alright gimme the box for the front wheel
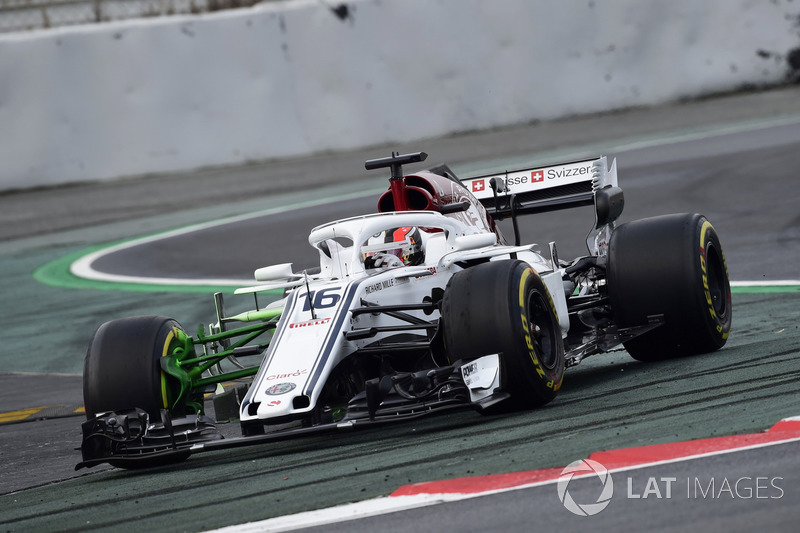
[607,213,732,361]
[442,260,565,408]
[83,316,188,421]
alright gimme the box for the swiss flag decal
[532,170,544,182]
[471,179,486,193]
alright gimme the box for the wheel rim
[527,291,558,370]
[705,242,729,320]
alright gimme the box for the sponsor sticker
[544,162,592,180]
[289,318,331,329]
[459,354,499,389]
[265,369,308,381]
[465,159,595,199]
[265,383,296,396]
[461,362,479,385]
[364,279,395,294]
[414,266,437,279]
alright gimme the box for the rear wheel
[607,213,732,361]
[442,260,565,408]
[83,316,187,421]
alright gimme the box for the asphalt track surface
[1,87,800,532]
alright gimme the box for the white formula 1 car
[78,151,731,469]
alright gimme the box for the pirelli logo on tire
[699,221,717,323]
[519,268,546,379]
[698,220,731,340]
[519,267,563,392]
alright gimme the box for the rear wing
[460,156,623,256]
[460,157,618,217]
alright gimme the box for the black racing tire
[607,213,732,361]
[83,316,186,421]
[442,260,565,408]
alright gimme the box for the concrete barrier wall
[1,0,798,191]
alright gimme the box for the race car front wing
[76,355,506,469]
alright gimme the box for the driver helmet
[387,226,424,266]
[362,226,424,268]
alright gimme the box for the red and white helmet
[362,226,424,268]
[386,226,423,266]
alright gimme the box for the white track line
[730,280,800,287]
[70,188,380,286]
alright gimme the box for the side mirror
[254,263,296,282]
[453,233,497,251]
